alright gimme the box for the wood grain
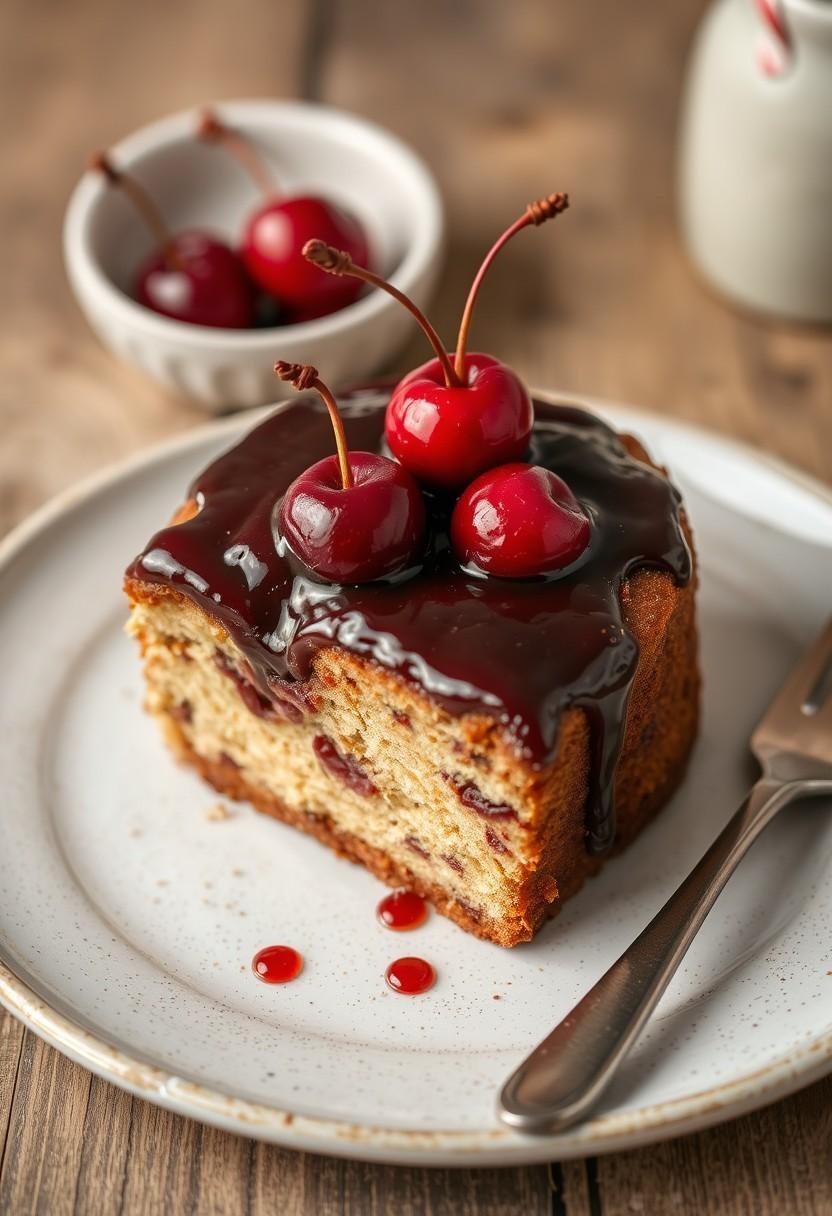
[1,0,831,1212]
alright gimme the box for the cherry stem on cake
[302,239,462,388]
[197,110,277,197]
[90,152,181,269]
[453,192,569,382]
[274,361,354,489]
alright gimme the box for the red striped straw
[754,0,791,76]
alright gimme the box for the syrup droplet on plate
[252,944,303,983]
[385,956,436,995]
[377,889,428,931]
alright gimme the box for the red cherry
[136,232,254,328]
[451,462,591,578]
[243,197,368,318]
[92,153,254,329]
[275,362,425,583]
[303,196,568,489]
[199,113,370,319]
[385,353,533,489]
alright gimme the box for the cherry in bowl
[274,362,426,583]
[199,112,370,321]
[91,153,254,329]
[451,462,591,579]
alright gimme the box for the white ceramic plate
[1,397,831,1167]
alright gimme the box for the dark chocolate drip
[127,390,691,854]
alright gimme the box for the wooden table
[1,0,830,1211]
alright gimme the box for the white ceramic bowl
[64,100,444,412]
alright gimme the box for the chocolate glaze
[127,389,691,853]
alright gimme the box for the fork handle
[498,775,830,1133]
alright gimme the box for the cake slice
[125,389,698,947]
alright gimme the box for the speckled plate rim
[1,393,830,1168]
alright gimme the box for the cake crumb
[232,867,245,877]
[206,802,232,822]
[492,994,501,1000]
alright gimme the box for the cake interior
[127,558,697,948]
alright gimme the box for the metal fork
[499,618,832,1134]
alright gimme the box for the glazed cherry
[274,362,426,583]
[451,462,591,578]
[91,154,254,329]
[303,194,568,489]
[199,113,369,320]
[385,353,532,488]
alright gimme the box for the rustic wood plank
[590,1074,832,1215]
[557,1160,594,1215]
[71,1075,133,1216]
[0,1030,91,1216]
[325,0,832,483]
[271,1154,552,1216]
[0,1010,25,1176]
[117,1097,250,1216]
[0,0,312,539]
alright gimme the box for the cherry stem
[274,362,353,490]
[453,192,569,383]
[90,152,180,269]
[302,240,462,389]
[197,110,277,198]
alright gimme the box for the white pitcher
[679,0,832,322]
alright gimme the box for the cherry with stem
[91,152,254,329]
[304,194,569,488]
[198,111,371,319]
[274,362,426,583]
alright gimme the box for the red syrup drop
[252,944,303,984]
[377,889,428,931]
[385,956,436,995]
